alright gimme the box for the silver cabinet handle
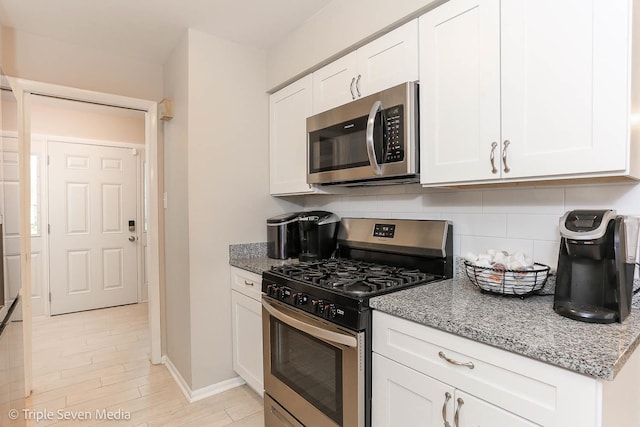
[454,397,464,427]
[442,392,452,427]
[490,141,498,174]
[244,280,254,287]
[270,405,295,427]
[438,351,474,369]
[502,140,511,173]
[365,100,384,176]
[350,77,357,99]
[355,74,362,97]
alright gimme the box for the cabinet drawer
[230,267,262,301]
[373,311,596,426]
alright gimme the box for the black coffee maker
[553,209,634,323]
[298,211,340,261]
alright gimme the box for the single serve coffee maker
[554,209,636,323]
[298,211,340,261]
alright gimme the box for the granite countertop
[370,276,640,381]
[228,242,297,275]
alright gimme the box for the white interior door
[0,136,22,304]
[48,141,138,315]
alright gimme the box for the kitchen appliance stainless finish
[307,82,419,186]
[262,218,453,427]
[267,212,301,259]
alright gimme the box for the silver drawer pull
[438,351,474,369]
[244,280,254,286]
[442,392,451,427]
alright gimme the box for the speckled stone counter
[229,243,298,275]
[370,276,640,381]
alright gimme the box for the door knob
[129,235,136,242]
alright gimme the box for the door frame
[43,137,145,316]
[9,77,163,395]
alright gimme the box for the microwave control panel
[384,105,404,163]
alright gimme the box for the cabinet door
[419,0,501,185]
[372,354,454,427]
[455,390,539,427]
[269,75,314,195]
[231,291,263,395]
[312,52,357,114]
[501,0,629,179]
[356,20,419,97]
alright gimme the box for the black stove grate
[270,259,437,297]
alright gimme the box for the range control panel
[373,223,396,239]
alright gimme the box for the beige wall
[161,28,301,391]
[162,32,193,386]
[1,26,163,101]
[266,0,445,90]
[30,95,145,144]
[186,28,300,390]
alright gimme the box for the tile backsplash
[300,181,640,270]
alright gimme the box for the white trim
[11,77,163,370]
[162,356,246,403]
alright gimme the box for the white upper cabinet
[312,20,419,114]
[420,0,636,185]
[269,75,315,195]
[419,0,501,184]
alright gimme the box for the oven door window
[270,317,343,425]
[308,113,384,174]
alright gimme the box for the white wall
[185,29,300,390]
[161,28,301,391]
[1,26,163,101]
[302,182,640,270]
[162,33,193,385]
[266,0,444,90]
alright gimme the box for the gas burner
[271,259,439,297]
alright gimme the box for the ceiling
[0,0,331,64]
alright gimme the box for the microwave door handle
[262,299,357,348]
[366,100,383,176]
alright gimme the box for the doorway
[11,78,163,396]
[29,95,146,316]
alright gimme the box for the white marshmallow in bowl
[464,252,478,263]
[493,252,508,265]
[478,253,493,263]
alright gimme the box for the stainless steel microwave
[307,81,419,185]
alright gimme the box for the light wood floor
[23,303,265,426]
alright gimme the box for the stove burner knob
[315,300,326,314]
[293,293,308,306]
[267,284,279,297]
[276,286,288,300]
[328,304,337,319]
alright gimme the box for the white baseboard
[162,355,246,403]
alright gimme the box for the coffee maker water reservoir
[554,210,635,323]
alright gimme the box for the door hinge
[47,155,50,165]
[48,292,51,302]
[48,224,50,234]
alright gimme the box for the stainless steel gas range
[261,218,453,427]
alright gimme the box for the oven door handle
[262,300,358,348]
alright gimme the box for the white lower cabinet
[230,267,263,395]
[373,354,535,427]
[372,311,640,427]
